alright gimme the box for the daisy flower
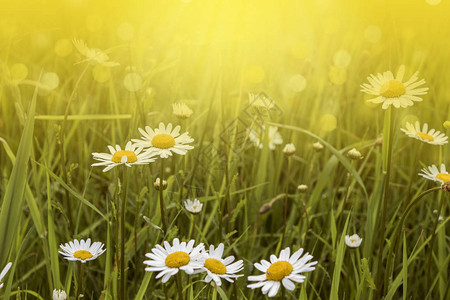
[92,141,156,172]
[53,289,67,300]
[144,238,204,283]
[419,164,450,186]
[345,234,363,248]
[0,262,12,288]
[248,247,317,297]
[199,243,243,286]
[184,198,203,214]
[360,65,428,109]
[72,38,120,67]
[401,121,448,145]
[248,125,283,150]
[172,103,193,119]
[133,123,194,159]
[59,238,106,263]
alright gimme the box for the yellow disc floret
[266,261,293,281]
[417,132,434,142]
[111,150,138,163]
[73,250,93,261]
[204,258,227,275]
[436,173,450,183]
[152,134,176,149]
[380,80,406,98]
[165,251,190,268]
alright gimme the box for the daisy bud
[172,102,193,119]
[154,178,168,191]
[283,143,296,156]
[258,202,273,214]
[375,136,383,147]
[347,148,363,160]
[442,181,450,192]
[53,289,67,300]
[345,234,362,248]
[444,121,450,130]
[312,141,324,152]
[297,184,308,192]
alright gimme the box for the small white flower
[199,243,243,286]
[283,143,296,156]
[347,148,363,160]
[133,123,194,159]
[248,247,317,298]
[345,234,362,248]
[172,103,193,119]
[248,125,283,150]
[401,121,448,145]
[184,199,203,214]
[53,289,67,300]
[0,262,12,288]
[144,238,205,283]
[73,38,119,67]
[59,238,106,263]
[419,164,450,186]
[92,141,156,172]
[312,142,324,152]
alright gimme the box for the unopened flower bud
[283,143,296,156]
[375,136,383,147]
[297,184,308,192]
[443,181,450,192]
[154,178,168,191]
[258,202,273,214]
[312,142,324,152]
[444,121,450,130]
[347,148,363,160]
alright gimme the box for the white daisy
[248,247,317,298]
[172,103,193,119]
[0,262,12,288]
[184,199,203,214]
[72,38,120,67]
[345,234,363,248]
[92,141,156,172]
[53,289,67,300]
[199,243,243,286]
[132,123,194,159]
[59,238,106,263]
[361,65,428,109]
[419,164,450,186]
[248,125,283,150]
[144,238,205,283]
[401,121,448,145]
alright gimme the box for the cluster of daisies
[144,238,317,297]
[361,65,450,187]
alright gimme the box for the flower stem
[120,168,129,300]
[281,158,290,248]
[159,159,168,233]
[76,261,83,300]
[175,272,184,300]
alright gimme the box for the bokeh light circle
[55,39,73,57]
[288,74,307,92]
[41,72,60,90]
[124,73,143,92]
[333,50,351,68]
[10,63,28,82]
[320,114,337,132]
[364,25,382,43]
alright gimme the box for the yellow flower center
[266,261,293,281]
[111,150,138,163]
[380,80,406,98]
[152,134,175,149]
[417,132,434,142]
[73,250,93,260]
[165,251,190,268]
[204,258,227,275]
[436,173,450,183]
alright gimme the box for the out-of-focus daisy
[297,184,308,193]
[59,238,106,263]
[144,238,204,283]
[0,262,12,288]
[283,143,296,156]
[92,141,156,172]
[347,148,363,160]
[249,93,275,110]
[401,121,448,145]
[199,243,243,286]
[248,247,317,298]
[184,199,203,214]
[172,103,193,119]
[72,38,119,67]
[312,141,324,152]
[154,177,168,191]
[248,125,283,150]
[419,164,450,186]
[53,289,67,300]
[361,65,428,109]
[345,234,362,248]
[133,123,194,159]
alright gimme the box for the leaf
[361,258,376,290]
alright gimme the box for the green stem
[281,286,286,300]
[159,159,168,233]
[426,193,445,290]
[76,261,84,300]
[281,158,290,248]
[175,272,184,300]
[120,168,129,300]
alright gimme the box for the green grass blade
[330,212,351,300]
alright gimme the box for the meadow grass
[0,0,449,299]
